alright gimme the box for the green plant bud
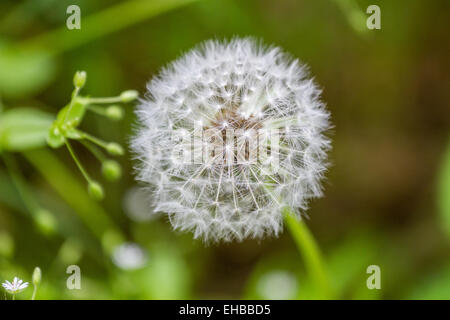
[106,142,124,156]
[106,105,124,120]
[88,181,104,200]
[73,71,87,89]
[32,267,42,285]
[120,90,138,102]
[102,160,122,181]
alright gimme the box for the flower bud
[88,181,104,200]
[102,160,122,181]
[32,267,42,286]
[106,105,124,121]
[120,90,138,102]
[106,143,124,156]
[73,71,87,89]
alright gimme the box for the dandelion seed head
[132,38,331,242]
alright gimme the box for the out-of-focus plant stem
[1,153,38,215]
[332,0,368,36]
[19,0,200,56]
[31,284,37,300]
[283,207,333,299]
[263,183,333,298]
[22,148,124,253]
[438,139,450,239]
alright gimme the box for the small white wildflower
[112,243,148,270]
[2,277,29,294]
[132,38,331,242]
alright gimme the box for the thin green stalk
[332,0,368,35]
[31,285,37,300]
[81,140,106,162]
[438,140,450,238]
[86,105,108,116]
[85,97,123,105]
[283,207,333,299]
[79,131,109,150]
[18,0,199,55]
[65,141,92,184]
[2,154,38,214]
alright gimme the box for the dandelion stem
[282,206,333,299]
[263,183,332,298]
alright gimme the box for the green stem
[81,140,106,162]
[18,0,199,55]
[31,284,37,300]
[263,183,332,298]
[63,87,80,122]
[283,207,333,299]
[332,0,368,35]
[79,131,110,150]
[65,141,92,184]
[1,154,39,214]
[85,97,123,105]
[86,105,108,116]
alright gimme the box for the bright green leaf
[0,107,54,152]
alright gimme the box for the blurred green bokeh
[0,0,449,300]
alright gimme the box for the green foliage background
[0,0,449,299]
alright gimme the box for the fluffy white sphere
[132,38,331,242]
